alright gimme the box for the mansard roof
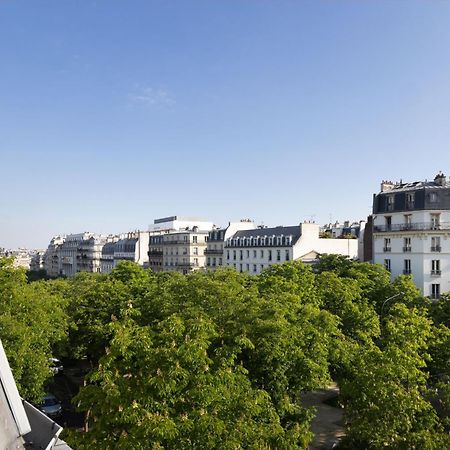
[229,226,301,245]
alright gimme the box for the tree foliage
[1,255,449,448]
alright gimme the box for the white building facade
[205,220,256,270]
[148,216,214,273]
[44,236,66,277]
[115,231,149,268]
[224,222,358,275]
[372,173,450,298]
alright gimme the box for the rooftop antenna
[309,214,316,223]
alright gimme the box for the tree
[0,258,68,401]
[70,312,310,449]
[340,304,449,449]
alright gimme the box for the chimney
[380,180,394,192]
[434,172,446,186]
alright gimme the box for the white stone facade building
[224,222,358,275]
[162,227,211,274]
[29,251,45,272]
[372,173,450,298]
[76,234,109,274]
[205,220,256,270]
[58,233,107,276]
[44,236,66,277]
[148,216,214,273]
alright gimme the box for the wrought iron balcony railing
[374,222,450,232]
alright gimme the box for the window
[207,257,210,266]
[406,193,415,210]
[246,264,249,272]
[240,250,243,260]
[253,264,257,272]
[233,250,236,260]
[247,250,250,258]
[430,192,438,203]
[384,238,391,252]
[431,237,441,252]
[431,283,440,299]
[431,214,440,230]
[277,250,281,261]
[285,250,290,261]
[240,263,243,272]
[403,259,411,275]
[227,250,230,260]
[260,264,264,271]
[404,214,412,230]
[193,247,198,255]
[384,259,391,272]
[260,250,264,258]
[253,250,257,258]
[192,236,198,243]
[212,257,216,267]
[268,250,272,261]
[385,216,392,230]
[431,260,441,275]
[387,195,394,211]
[403,237,411,252]
[194,258,198,266]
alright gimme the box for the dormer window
[430,192,438,203]
[406,193,415,210]
[387,195,394,211]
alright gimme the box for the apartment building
[148,216,214,273]
[162,227,211,274]
[372,172,450,298]
[114,231,150,268]
[58,232,107,276]
[321,219,367,261]
[44,236,66,277]
[77,234,109,274]
[224,222,358,275]
[100,240,116,274]
[205,220,256,270]
[29,251,45,272]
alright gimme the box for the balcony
[383,247,392,252]
[374,222,450,233]
[403,247,412,252]
[148,250,163,256]
[204,249,223,255]
[431,246,442,252]
[175,262,198,268]
[431,270,441,276]
[403,269,412,275]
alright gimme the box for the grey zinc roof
[230,226,302,244]
[101,242,116,255]
[382,180,450,193]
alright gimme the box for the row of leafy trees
[0,256,448,449]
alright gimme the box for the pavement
[302,383,345,450]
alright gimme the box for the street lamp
[380,291,405,321]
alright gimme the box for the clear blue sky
[1,0,450,249]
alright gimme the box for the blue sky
[1,0,450,248]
